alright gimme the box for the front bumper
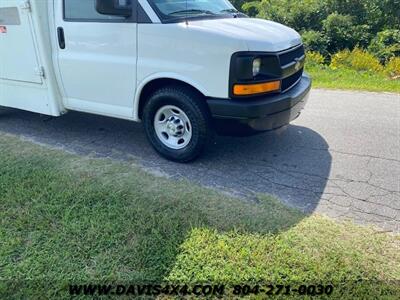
[207,74,311,132]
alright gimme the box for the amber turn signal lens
[233,80,281,96]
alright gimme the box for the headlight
[252,58,262,77]
[231,53,283,97]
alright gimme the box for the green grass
[0,133,399,299]
[168,220,400,298]
[307,65,400,93]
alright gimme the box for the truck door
[54,0,137,119]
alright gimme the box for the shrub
[368,29,400,63]
[306,52,325,67]
[330,48,384,73]
[330,49,351,70]
[351,24,372,49]
[349,49,384,73]
[302,30,329,56]
[231,0,259,16]
[256,0,328,32]
[322,13,357,53]
[242,1,260,16]
[385,57,400,79]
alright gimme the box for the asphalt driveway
[0,89,399,231]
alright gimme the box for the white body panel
[0,5,42,84]
[0,0,64,116]
[185,18,302,52]
[134,22,248,119]
[0,0,301,121]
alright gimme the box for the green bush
[251,0,399,56]
[306,51,326,67]
[330,48,384,73]
[385,57,400,79]
[330,50,351,69]
[241,1,260,16]
[322,13,357,53]
[256,0,328,32]
[351,24,372,49]
[230,0,260,16]
[302,30,329,56]
[368,29,400,63]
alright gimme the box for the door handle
[57,27,65,49]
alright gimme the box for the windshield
[147,0,238,21]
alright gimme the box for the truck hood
[188,17,302,52]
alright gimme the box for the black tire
[143,85,213,163]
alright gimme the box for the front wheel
[143,85,212,163]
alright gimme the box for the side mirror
[96,0,132,17]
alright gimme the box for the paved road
[0,90,399,231]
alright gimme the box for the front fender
[133,72,210,121]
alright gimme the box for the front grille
[281,68,303,92]
[230,44,306,98]
[278,45,305,67]
[278,45,305,92]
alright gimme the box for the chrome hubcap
[154,105,192,150]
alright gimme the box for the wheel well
[138,78,205,119]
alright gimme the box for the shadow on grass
[0,109,335,298]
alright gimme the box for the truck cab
[0,0,311,162]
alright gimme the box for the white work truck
[0,0,311,162]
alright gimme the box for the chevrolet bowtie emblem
[294,58,302,71]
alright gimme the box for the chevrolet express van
[0,0,311,162]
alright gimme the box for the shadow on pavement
[0,108,332,213]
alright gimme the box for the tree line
[231,0,400,63]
